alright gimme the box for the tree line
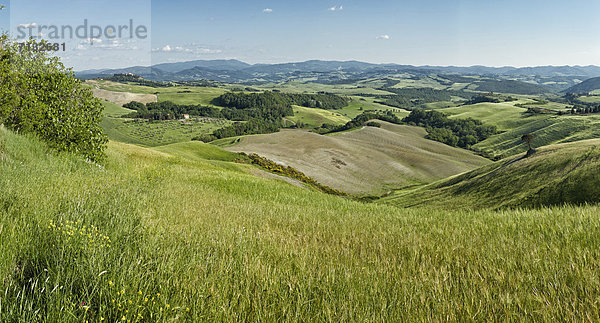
[123,101,293,122]
[193,119,282,142]
[101,74,172,88]
[373,88,474,109]
[212,91,349,110]
[315,111,402,134]
[561,105,600,115]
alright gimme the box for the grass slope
[287,106,350,128]
[474,79,552,95]
[474,115,600,158]
[563,77,600,94]
[101,118,230,147]
[222,122,490,195]
[153,140,243,163]
[381,139,600,209]
[337,98,410,119]
[3,127,600,320]
[100,100,231,147]
[88,80,228,106]
[441,102,542,131]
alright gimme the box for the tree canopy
[403,108,497,149]
[0,37,107,162]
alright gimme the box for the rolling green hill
[99,97,231,147]
[286,105,350,128]
[441,102,540,131]
[381,139,600,209]
[474,79,552,95]
[563,77,600,94]
[473,115,600,158]
[220,122,490,195]
[87,80,228,106]
[3,125,600,321]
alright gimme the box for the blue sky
[1,0,599,70]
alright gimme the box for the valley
[4,50,600,321]
[3,0,600,319]
[89,65,600,196]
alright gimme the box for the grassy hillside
[381,139,600,209]
[3,127,600,320]
[102,118,230,147]
[153,140,244,163]
[87,80,228,106]
[100,99,231,147]
[337,98,411,119]
[221,122,490,195]
[287,106,350,128]
[441,102,543,131]
[577,95,600,104]
[101,100,135,117]
[564,77,600,94]
[474,115,600,158]
[474,79,552,95]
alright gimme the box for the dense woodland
[403,109,497,148]
[123,101,293,122]
[212,91,349,110]
[374,88,473,108]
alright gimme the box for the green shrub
[192,134,218,143]
[0,37,107,162]
[365,121,381,128]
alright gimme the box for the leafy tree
[365,121,381,128]
[426,127,459,147]
[521,133,535,151]
[0,37,107,162]
[123,101,147,111]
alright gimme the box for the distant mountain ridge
[76,59,600,84]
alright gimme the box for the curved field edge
[2,126,600,320]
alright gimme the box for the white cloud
[76,38,144,51]
[329,5,343,11]
[376,34,390,40]
[17,22,37,29]
[196,48,222,54]
[263,8,273,13]
[80,38,102,45]
[152,44,222,54]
